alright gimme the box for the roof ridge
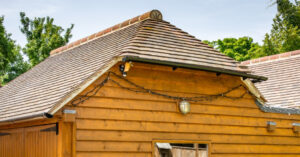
[241,49,300,65]
[50,9,163,56]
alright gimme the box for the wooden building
[1,10,300,157]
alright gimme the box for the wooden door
[0,129,24,157]
[24,124,58,157]
[0,124,58,157]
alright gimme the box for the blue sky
[1,0,277,47]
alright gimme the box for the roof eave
[0,112,52,124]
[122,56,268,81]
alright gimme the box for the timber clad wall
[73,62,300,157]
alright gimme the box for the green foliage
[261,0,300,54]
[1,51,30,84]
[0,16,29,85]
[20,12,74,66]
[0,16,18,76]
[204,0,300,61]
[260,33,278,56]
[202,40,217,48]
[203,37,262,61]
[275,0,300,28]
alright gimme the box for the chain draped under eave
[71,71,249,106]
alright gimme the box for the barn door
[24,124,58,157]
[0,129,24,157]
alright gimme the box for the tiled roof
[0,10,262,122]
[241,50,300,65]
[242,50,300,108]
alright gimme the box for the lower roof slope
[0,10,265,122]
[242,50,300,108]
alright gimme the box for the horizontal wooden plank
[211,154,300,157]
[80,97,176,112]
[79,86,258,109]
[77,141,151,152]
[76,130,300,145]
[77,152,151,157]
[76,119,299,137]
[212,144,300,154]
[87,66,250,97]
[76,107,299,128]
[95,81,251,100]
[79,97,300,120]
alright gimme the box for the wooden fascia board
[241,78,267,103]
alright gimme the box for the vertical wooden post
[57,120,75,157]
[72,122,76,157]
[57,121,62,157]
[194,143,199,157]
[56,109,77,157]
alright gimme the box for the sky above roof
[1,0,277,47]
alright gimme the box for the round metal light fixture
[179,100,190,115]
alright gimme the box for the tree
[0,16,29,85]
[0,16,18,77]
[204,0,300,61]
[202,40,217,48]
[275,0,300,28]
[261,33,279,56]
[203,37,262,61]
[2,51,30,84]
[261,0,300,54]
[20,12,74,66]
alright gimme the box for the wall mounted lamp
[179,100,190,115]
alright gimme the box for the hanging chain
[71,71,248,106]
[71,76,110,106]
